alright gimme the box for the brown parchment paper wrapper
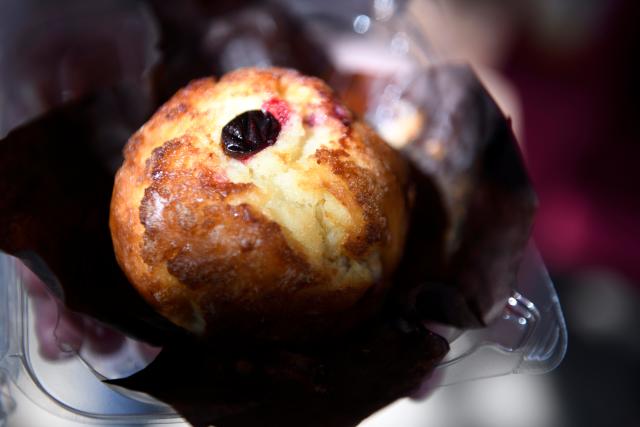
[0,3,534,426]
[398,64,537,327]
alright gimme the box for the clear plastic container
[0,0,159,139]
[0,245,566,426]
[0,0,567,425]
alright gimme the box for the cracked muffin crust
[110,67,410,340]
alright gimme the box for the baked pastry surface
[110,67,409,339]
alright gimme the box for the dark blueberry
[221,110,281,160]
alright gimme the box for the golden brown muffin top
[110,67,409,339]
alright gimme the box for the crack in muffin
[110,67,410,340]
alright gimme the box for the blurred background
[404,1,640,426]
[1,0,639,426]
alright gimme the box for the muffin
[110,67,410,340]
